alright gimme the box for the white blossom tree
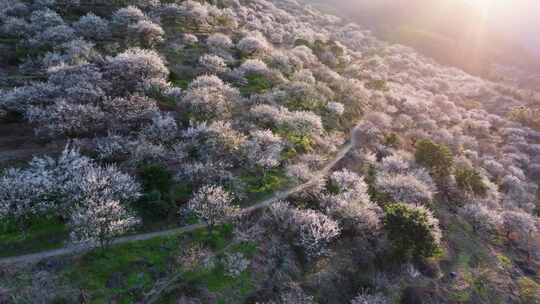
[237,32,270,57]
[26,100,106,137]
[500,211,538,248]
[141,112,178,143]
[375,172,435,206]
[350,291,389,304]
[69,198,139,249]
[292,208,341,258]
[182,120,247,166]
[101,95,159,132]
[0,146,140,233]
[180,75,241,121]
[29,24,75,48]
[323,169,382,234]
[199,54,229,74]
[264,201,340,258]
[459,204,501,236]
[187,185,240,231]
[206,33,233,55]
[249,104,324,138]
[279,283,315,304]
[105,48,169,96]
[111,6,146,35]
[73,13,110,41]
[235,59,269,78]
[243,129,284,170]
[28,8,64,32]
[1,16,30,38]
[326,102,345,116]
[128,20,164,48]
[0,167,55,228]
[224,252,249,277]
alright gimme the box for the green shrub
[285,133,314,154]
[455,167,488,197]
[50,297,71,304]
[295,39,346,68]
[241,169,289,195]
[383,203,441,260]
[415,139,453,180]
[192,223,234,250]
[508,107,540,130]
[294,38,311,47]
[139,164,172,194]
[383,133,401,148]
[136,164,176,218]
[365,79,389,91]
[240,74,272,96]
[518,277,540,303]
[170,183,193,203]
[169,71,192,89]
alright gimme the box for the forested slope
[0,0,539,303]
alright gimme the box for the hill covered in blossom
[0,0,539,303]
[309,0,540,92]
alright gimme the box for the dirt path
[0,143,353,265]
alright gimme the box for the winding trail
[0,143,352,265]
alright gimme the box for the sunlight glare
[471,0,494,20]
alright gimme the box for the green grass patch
[285,134,314,154]
[169,71,193,90]
[186,265,251,293]
[448,289,470,302]
[50,223,252,303]
[0,217,69,257]
[164,41,204,67]
[471,272,492,302]
[230,241,258,258]
[456,253,472,270]
[442,209,509,303]
[285,97,326,112]
[139,225,254,303]
[278,133,315,160]
[239,74,272,96]
[446,217,491,269]
[0,37,19,43]
[184,263,254,302]
[190,224,234,251]
[171,78,191,90]
[240,169,291,202]
[63,235,181,304]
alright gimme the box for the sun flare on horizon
[467,0,497,19]
[466,0,513,21]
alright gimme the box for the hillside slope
[0,0,539,303]
[309,0,540,91]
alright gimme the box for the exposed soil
[0,121,65,168]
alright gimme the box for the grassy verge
[0,217,69,258]
[442,210,505,303]
[239,168,291,205]
[63,235,181,304]
[55,224,256,303]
